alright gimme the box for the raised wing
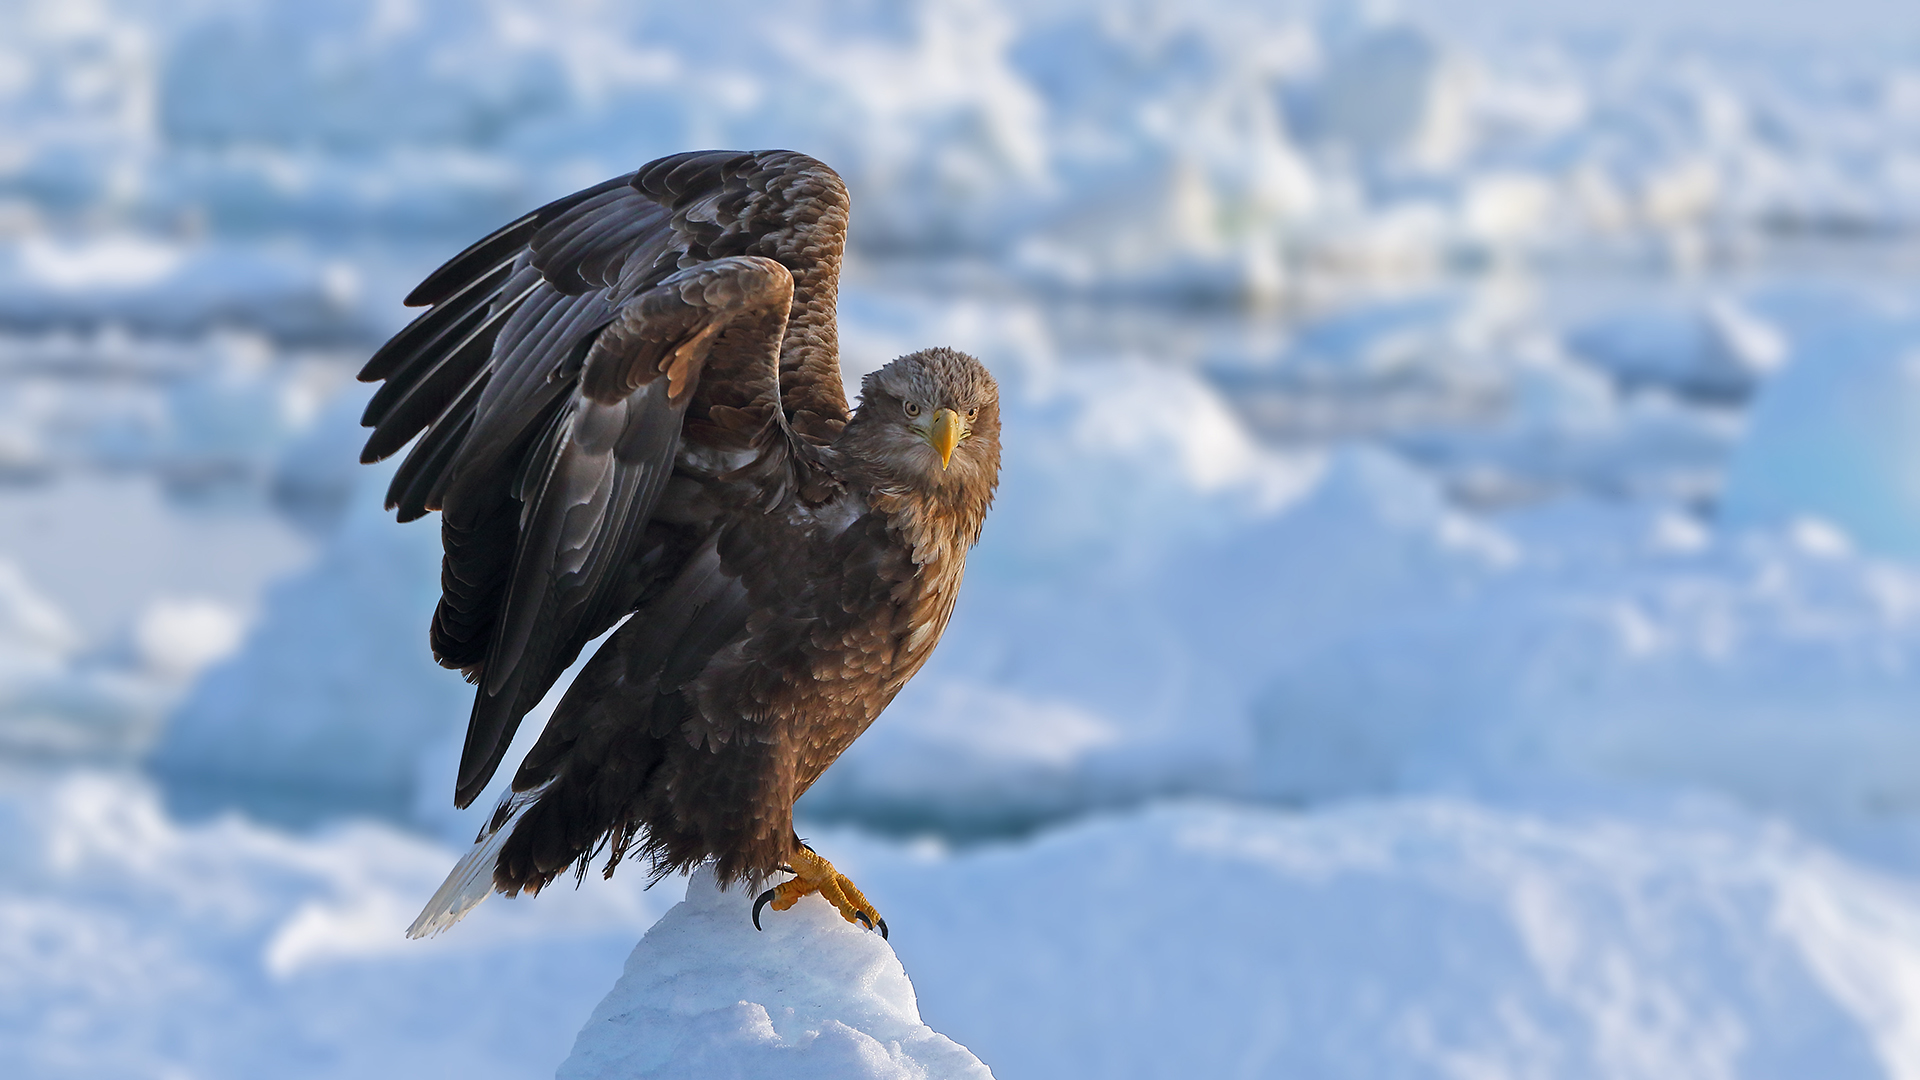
[357,151,851,808]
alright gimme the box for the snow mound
[866,799,1920,1080]
[559,865,992,1080]
[11,771,1920,1079]
[0,770,669,1080]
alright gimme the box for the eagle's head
[844,347,1001,509]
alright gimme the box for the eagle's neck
[864,480,988,571]
[862,480,981,672]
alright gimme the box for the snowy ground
[4,0,1920,1076]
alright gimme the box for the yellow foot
[752,843,888,939]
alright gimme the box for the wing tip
[455,709,515,808]
[402,211,541,308]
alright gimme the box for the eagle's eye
[904,401,921,419]
[965,406,978,421]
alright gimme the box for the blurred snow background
[4,0,1920,1075]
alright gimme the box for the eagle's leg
[751,843,888,939]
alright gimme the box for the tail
[407,782,553,939]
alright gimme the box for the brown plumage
[358,150,1001,937]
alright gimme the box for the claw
[751,845,887,938]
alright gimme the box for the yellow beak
[929,407,962,470]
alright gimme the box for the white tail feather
[406,782,552,939]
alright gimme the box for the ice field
[4,0,1920,1075]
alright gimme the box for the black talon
[854,911,872,931]
[876,916,889,941]
[753,887,777,931]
